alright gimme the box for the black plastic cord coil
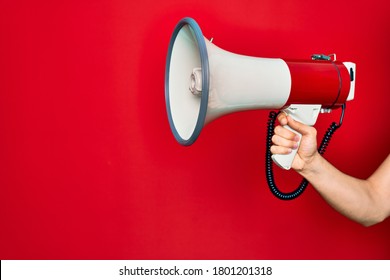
[265,108,343,200]
[318,122,340,155]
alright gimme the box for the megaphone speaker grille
[165,18,209,145]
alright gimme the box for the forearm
[298,153,384,226]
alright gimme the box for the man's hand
[270,113,319,171]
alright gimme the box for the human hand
[270,113,319,171]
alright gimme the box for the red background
[1,0,389,259]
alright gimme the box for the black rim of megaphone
[165,17,210,146]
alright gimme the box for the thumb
[286,116,314,136]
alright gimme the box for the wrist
[297,151,323,176]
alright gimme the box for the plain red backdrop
[1,0,389,259]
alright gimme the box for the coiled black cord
[265,104,345,200]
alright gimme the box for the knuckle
[288,130,297,139]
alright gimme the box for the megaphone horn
[165,17,356,171]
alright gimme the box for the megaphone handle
[266,106,344,200]
[271,104,321,170]
[271,125,302,170]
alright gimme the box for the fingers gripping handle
[271,104,322,170]
[272,126,302,170]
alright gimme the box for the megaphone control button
[349,67,354,81]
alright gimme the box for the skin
[270,113,390,226]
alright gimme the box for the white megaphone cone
[165,17,356,170]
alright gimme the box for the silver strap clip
[312,53,337,61]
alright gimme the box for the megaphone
[165,17,356,172]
